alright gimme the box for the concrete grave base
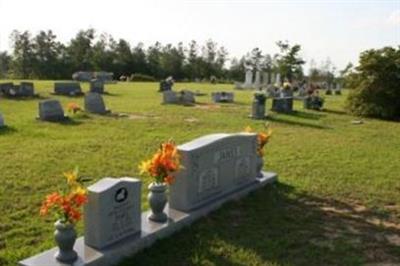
[19,171,277,266]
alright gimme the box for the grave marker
[84,92,110,115]
[211,92,234,103]
[54,82,83,96]
[170,133,259,212]
[84,177,141,249]
[38,100,67,122]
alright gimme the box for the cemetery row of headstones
[20,133,278,266]
[72,71,114,83]
[0,82,36,97]
[38,93,110,122]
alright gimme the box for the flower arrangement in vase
[139,140,181,223]
[39,168,88,263]
[245,124,272,177]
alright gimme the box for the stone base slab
[19,171,277,266]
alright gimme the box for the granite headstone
[89,79,104,94]
[54,82,83,96]
[38,100,66,122]
[84,177,141,249]
[169,133,258,212]
[211,92,234,103]
[84,92,110,115]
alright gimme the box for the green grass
[0,81,399,266]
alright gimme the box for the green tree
[32,30,63,79]
[10,30,36,78]
[276,40,305,82]
[347,46,400,120]
[67,29,95,71]
[0,52,11,78]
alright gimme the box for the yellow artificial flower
[72,185,87,196]
[64,170,78,186]
[244,126,253,133]
[139,160,151,175]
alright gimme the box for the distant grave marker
[211,92,234,103]
[84,92,110,115]
[38,100,67,122]
[54,82,83,96]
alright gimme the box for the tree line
[0,29,307,82]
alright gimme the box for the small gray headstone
[251,101,266,119]
[170,133,258,212]
[84,177,141,249]
[19,82,35,97]
[90,79,104,94]
[84,92,110,115]
[180,90,195,104]
[0,82,14,95]
[163,91,179,104]
[38,100,66,122]
[54,82,82,96]
[212,92,234,103]
[272,97,293,113]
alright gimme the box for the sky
[0,0,399,72]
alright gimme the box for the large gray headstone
[38,100,66,122]
[90,79,104,94]
[84,177,141,249]
[170,133,258,212]
[84,92,109,115]
[0,82,14,95]
[212,92,234,103]
[54,82,82,96]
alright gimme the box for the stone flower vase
[256,155,264,178]
[54,220,78,263]
[148,182,168,223]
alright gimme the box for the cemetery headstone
[253,71,261,89]
[251,93,267,119]
[170,133,259,212]
[19,82,35,97]
[84,177,141,249]
[243,69,253,88]
[212,92,234,103]
[54,82,83,96]
[304,95,324,110]
[38,100,67,122]
[84,92,110,115]
[163,90,179,104]
[0,82,13,95]
[89,79,105,94]
[180,90,195,104]
[272,97,293,113]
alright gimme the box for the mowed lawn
[0,81,400,266]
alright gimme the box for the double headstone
[54,82,83,96]
[212,92,234,103]
[272,97,293,113]
[84,177,141,249]
[38,100,67,122]
[84,92,110,115]
[170,133,259,212]
[163,90,195,105]
[90,79,105,94]
[0,82,35,97]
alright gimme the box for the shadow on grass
[323,109,348,115]
[120,182,400,266]
[267,115,329,130]
[1,95,49,101]
[286,110,326,120]
[0,125,17,135]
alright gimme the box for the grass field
[0,81,399,266]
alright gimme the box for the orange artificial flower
[244,125,272,157]
[139,140,181,185]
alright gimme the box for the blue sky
[0,0,399,72]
